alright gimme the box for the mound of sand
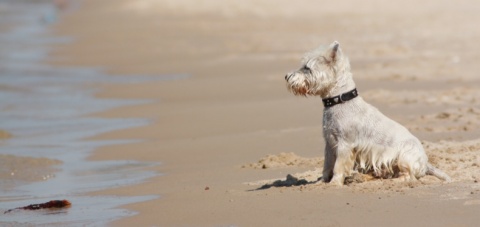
[423,139,480,182]
[245,139,480,193]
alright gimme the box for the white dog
[285,41,451,185]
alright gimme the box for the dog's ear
[326,41,340,62]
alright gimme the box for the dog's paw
[344,173,374,185]
[329,178,345,186]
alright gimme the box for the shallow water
[0,1,179,225]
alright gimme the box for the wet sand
[50,0,480,226]
[0,130,11,139]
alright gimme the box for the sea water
[0,1,180,225]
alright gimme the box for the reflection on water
[0,1,175,225]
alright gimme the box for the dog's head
[285,41,351,98]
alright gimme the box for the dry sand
[50,0,480,226]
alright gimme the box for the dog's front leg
[329,145,355,186]
[322,143,335,182]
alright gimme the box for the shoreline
[0,1,164,225]
[49,0,480,226]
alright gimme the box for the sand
[49,0,480,226]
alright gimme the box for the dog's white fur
[285,41,451,185]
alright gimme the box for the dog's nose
[285,73,292,81]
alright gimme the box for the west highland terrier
[285,41,451,185]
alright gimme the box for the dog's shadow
[251,174,320,191]
[250,173,371,191]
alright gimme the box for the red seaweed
[4,200,71,214]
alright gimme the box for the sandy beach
[48,0,480,226]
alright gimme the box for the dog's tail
[426,163,451,182]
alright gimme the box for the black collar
[322,88,358,107]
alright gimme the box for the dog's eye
[302,66,311,72]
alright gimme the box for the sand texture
[50,0,480,226]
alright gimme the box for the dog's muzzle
[285,73,294,81]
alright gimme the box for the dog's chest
[322,100,366,143]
